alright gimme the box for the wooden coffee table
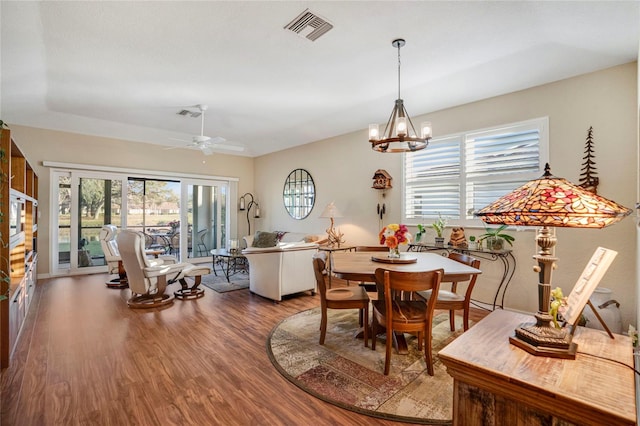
[211,249,247,282]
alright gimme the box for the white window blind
[404,117,548,223]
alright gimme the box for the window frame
[402,117,549,227]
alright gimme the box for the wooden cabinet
[439,309,636,426]
[0,127,38,369]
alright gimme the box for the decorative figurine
[449,227,468,248]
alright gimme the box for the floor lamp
[239,193,260,236]
[476,163,631,359]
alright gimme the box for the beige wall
[7,62,638,328]
[255,62,638,328]
[8,125,255,276]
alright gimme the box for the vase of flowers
[379,224,412,258]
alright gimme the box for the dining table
[331,250,483,353]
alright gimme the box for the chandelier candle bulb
[421,122,432,139]
[369,124,379,141]
[396,117,407,136]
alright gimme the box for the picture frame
[560,247,618,326]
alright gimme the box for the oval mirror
[283,169,315,220]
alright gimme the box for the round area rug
[266,307,467,424]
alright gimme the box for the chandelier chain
[397,42,402,100]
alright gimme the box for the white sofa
[242,232,325,302]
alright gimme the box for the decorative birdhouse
[372,169,392,190]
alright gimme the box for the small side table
[318,245,356,288]
[211,249,247,282]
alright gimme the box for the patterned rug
[200,269,249,293]
[267,308,467,424]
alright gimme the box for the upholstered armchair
[99,225,128,289]
[242,240,319,302]
[117,230,211,308]
[100,225,182,289]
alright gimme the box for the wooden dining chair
[372,268,443,376]
[417,252,480,332]
[313,255,370,347]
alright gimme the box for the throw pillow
[252,231,278,248]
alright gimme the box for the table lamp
[320,202,344,247]
[475,163,631,359]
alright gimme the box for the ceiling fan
[166,104,244,155]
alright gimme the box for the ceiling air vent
[284,9,333,42]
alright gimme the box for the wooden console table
[408,243,515,310]
[439,309,636,425]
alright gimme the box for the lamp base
[509,312,577,359]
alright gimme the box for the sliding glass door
[54,171,125,274]
[51,169,231,276]
[176,179,229,261]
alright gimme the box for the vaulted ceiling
[2,1,638,157]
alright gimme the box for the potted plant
[430,214,447,245]
[415,224,426,243]
[478,224,514,251]
[468,235,477,250]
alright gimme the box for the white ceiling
[1,1,638,157]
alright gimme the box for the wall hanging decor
[283,168,315,219]
[372,169,392,225]
[372,169,392,190]
[578,126,599,194]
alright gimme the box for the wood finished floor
[1,273,488,425]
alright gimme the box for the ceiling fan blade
[208,136,226,144]
[168,137,190,143]
[200,145,214,155]
[211,144,245,152]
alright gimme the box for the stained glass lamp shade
[476,164,631,229]
[476,163,631,358]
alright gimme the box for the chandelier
[369,39,432,153]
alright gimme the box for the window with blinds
[404,117,548,223]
